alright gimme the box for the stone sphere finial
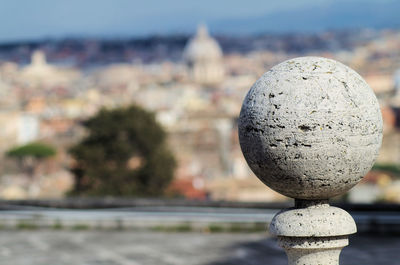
[239,57,382,199]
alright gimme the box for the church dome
[184,25,223,63]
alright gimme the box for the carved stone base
[278,236,348,265]
[270,200,356,265]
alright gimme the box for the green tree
[6,142,57,178]
[69,105,176,197]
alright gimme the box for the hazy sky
[0,0,392,42]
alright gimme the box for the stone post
[238,57,382,265]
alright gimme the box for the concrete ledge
[0,205,398,234]
[1,198,400,211]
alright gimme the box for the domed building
[21,50,56,80]
[183,25,224,86]
[20,50,80,87]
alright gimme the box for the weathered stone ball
[239,57,382,199]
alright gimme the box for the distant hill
[211,0,400,34]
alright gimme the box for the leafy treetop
[69,105,176,197]
[7,142,56,159]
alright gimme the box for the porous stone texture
[270,200,356,264]
[278,236,348,265]
[270,203,356,237]
[238,57,383,265]
[238,56,383,199]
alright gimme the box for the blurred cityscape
[0,25,399,203]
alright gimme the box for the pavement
[0,230,399,265]
[0,205,399,264]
